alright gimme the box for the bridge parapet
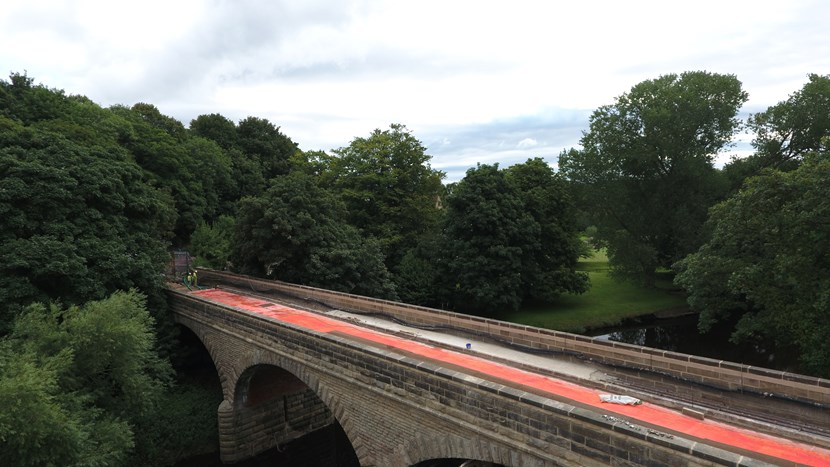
[195,268,830,409]
[168,285,815,466]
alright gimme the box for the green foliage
[0,290,173,466]
[675,151,830,376]
[325,124,445,268]
[190,215,236,269]
[233,173,397,299]
[559,71,746,284]
[291,149,337,178]
[441,162,587,315]
[0,113,173,328]
[748,74,830,169]
[505,158,589,301]
[189,113,239,150]
[133,380,222,465]
[112,104,217,244]
[0,73,72,123]
[723,74,830,192]
[394,232,446,307]
[442,164,530,313]
[183,136,236,220]
[190,113,297,202]
[0,341,85,467]
[132,102,188,140]
[236,116,298,180]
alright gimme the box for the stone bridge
[168,269,830,466]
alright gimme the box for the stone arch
[173,319,236,400]
[398,434,515,467]
[229,354,368,464]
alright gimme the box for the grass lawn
[496,248,689,333]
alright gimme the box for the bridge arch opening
[236,365,308,407]
[232,363,359,466]
[172,325,221,383]
[401,434,516,467]
[168,325,224,463]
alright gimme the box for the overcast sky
[3,0,829,181]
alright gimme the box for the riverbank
[496,248,689,333]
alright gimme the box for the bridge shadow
[413,460,505,467]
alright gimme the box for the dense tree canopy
[748,73,830,168]
[559,71,747,284]
[0,290,173,466]
[505,158,589,301]
[0,73,72,123]
[0,114,173,329]
[674,150,830,376]
[442,164,531,313]
[723,74,830,189]
[190,113,299,201]
[232,173,397,299]
[189,215,236,270]
[441,162,587,314]
[112,104,235,244]
[323,124,445,269]
[237,116,298,181]
[0,73,210,463]
[189,113,239,150]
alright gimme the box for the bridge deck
[190,287,830,466]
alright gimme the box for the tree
[290,149,336,178]
[674,150,830,376]
[189,113,239,150]
[0,115,173,330]
[559,71,746,284]
[111,104,212,245]
[132,102,187,141]
[0,290,173,466]
[0,72,271,464]
[442,164,528,314]
[748,73,830,169]
[190,113,266,202]
[182,135,236,220]
[723,74,830,190]
[0,72,71,124]
[505,158,589,301]
[232,173,397,299]
[394,228,449,308]
[324,124,445,269]
[236,116,298,180]
[190,215,235,270]
[0,340,87,467]
[438,162,589,315]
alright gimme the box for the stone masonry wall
[169,289,770,466]
[196,268,830,408]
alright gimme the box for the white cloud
[517,138,538,149]
[1,0,828,178]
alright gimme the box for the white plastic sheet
[599,394,642,405]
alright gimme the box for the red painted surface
[193,288,830,466]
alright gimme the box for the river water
[587,313,798,372]
[174,422,359,467]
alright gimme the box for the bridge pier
[216,368,335,464]
[218,392,334,464]
[217,400,239,463]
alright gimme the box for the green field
[496,248,689,333]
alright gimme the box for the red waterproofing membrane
[193,288,830,466]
